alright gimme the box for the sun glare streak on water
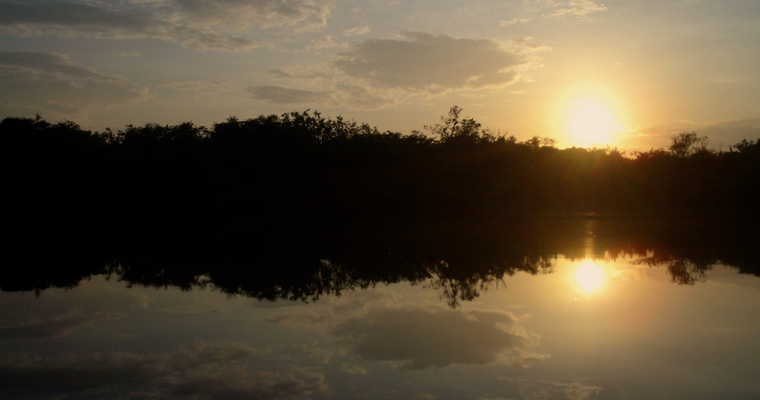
[575,260,606,294]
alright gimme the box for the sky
[1,0,759,151]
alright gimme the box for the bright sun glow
[575,260,606,294]
[566,99,617,147]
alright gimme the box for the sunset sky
[1,0,758,151]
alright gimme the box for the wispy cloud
[115,51,142,57]
[262,68,296,79]
[506,36,553,53]
[0,51,150,119]
[0,278,148,339]
[157,80,228,90]
[136,0,332,31]
[0,342,326,399]
[701,118,760,146]
[331,82,398,109]
[309,34,338,49]
[0,0,330,51]
[343,26,370,36]
[248,85,330,104]
[564,382,603,400]
[500,378,603,400]
[248,82,396,109]
[547,0,607,18]
[500,17,532,26]
[624,117,760,150]
[520,0,607,19]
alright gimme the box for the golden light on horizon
[575,260,606,294]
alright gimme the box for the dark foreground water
[2,219,760,399]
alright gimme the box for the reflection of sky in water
[1,255,760,399]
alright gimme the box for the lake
[1,219,759,399]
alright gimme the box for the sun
[566,99,617,147]
[551,82,629,148]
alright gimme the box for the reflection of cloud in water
[0,279,148,339]
[564,382,602,400]
[502,378,602,400]
[340,363,367,375]
[260,288,402,332]
[0,342,325,399]
[332,307,546,369]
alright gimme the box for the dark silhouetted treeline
[2,110,760,305]
[3,109,759,230]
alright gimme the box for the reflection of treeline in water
[2,215,758,307]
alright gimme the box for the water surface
[2,220,759,399]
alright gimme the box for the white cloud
[250,32,547,110]
[332,307,544,369]
[0,51,150,119]
[331,83,398,109]
[334,32,529,92]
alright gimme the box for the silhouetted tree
[669,132,709,158]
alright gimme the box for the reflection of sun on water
[575,260,605,294]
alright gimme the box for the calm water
[2,220,760,399]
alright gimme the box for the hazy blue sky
[1,0,759,150]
